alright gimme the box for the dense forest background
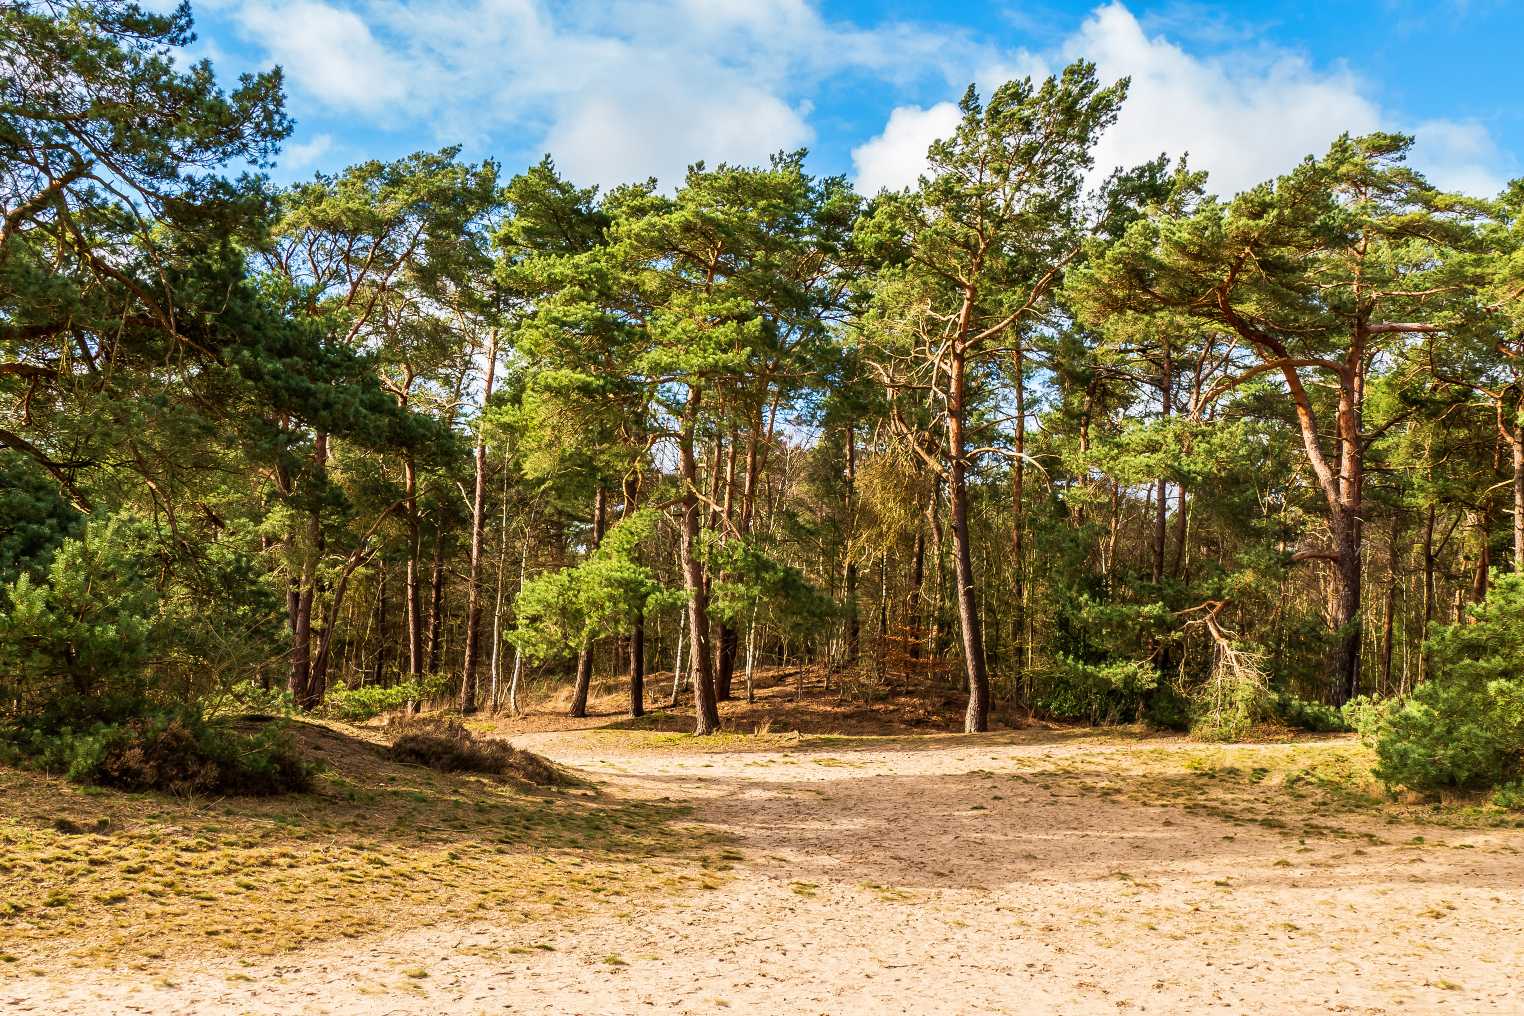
[4,3,1524,791]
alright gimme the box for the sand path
[6,731,1522,1014]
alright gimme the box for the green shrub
[1493,782,1524,811]
[222,680,296,717]
[1351,574,1524,792]
[1033,654,1158,725]
[1271,693,1352,733]
[319,674,452,722]
[2,710,313,796]
[1143,685,1193,731]
[0,513,282,729]
[0,516,159,726]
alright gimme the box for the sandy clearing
[5,731,1522,1015]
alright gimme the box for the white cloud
[852,2,1510,199]
[1409,120,1508,197]
[850,102,961,195]
[1064,3,1382,195]
[235,1,408,114]
[217,0,1512,198]
[280,132,336,173]
[220,0,973,189]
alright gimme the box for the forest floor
[3,669,1523,1014]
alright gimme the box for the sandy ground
[5,729,1523,1015]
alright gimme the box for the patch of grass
[0,719,715,976]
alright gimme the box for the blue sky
[174,0,1522,197]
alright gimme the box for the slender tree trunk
[1379,525,1398,696]
[425,532,444,673]
[459,330,499,714]
[628,620,645,718]
[1420,504,1437,680]
[908,522,926,663]
[679,391,720,734]
[622,470,646,718]
[713,437,741,700]
[843,424,859,668]
[1472,511,1491,604]
[1511,422,1524,572]
[488,464,510,713]
[1153,344,1171,584]
[1009,341,1026,692]
[507,529,528,715]
[668,618,686,709]
[947,349,989,733]
[929,475,946,660]
[289,432,327,710]
[568,485,607,718]
[1171,488,1189,578]
[373,561,389,685]
[403,457,424,678]
[1328,378,1365,705]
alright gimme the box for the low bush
[385,716,569,785]
[320,675,452,722]
[1349,574,1524,792]
[1032,655,1159,725]
[1271,693,1351,733]
[1493,782,1524,811]
[1,710,313,796]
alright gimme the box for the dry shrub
[385,716,573,786]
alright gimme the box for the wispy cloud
[853,3,1512,198]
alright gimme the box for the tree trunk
[568,485,607,718]
[288,432,327,710]
[1379,526,1398,696]
[425,531,444,673]
[947,349,990,733]
[373,561,389,685]
[1512,422,1524,572]
[668,617,685,709]
[1420,504,1437,681]
[488,463,511,713]
[1331,506,1362,703]
[844,424,859,666]
[628,619,645,718]
[622,469,646,718]
[908,522,926,663]
[403,457,423,678]
[1153,345,1171,585]
[459,329,499,714]
[679,391,721,734]
[1009,341,1026,692]
[507,529,528,715]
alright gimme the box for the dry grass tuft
[384,715,576,786]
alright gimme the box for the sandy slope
[6,730,1522,1015]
